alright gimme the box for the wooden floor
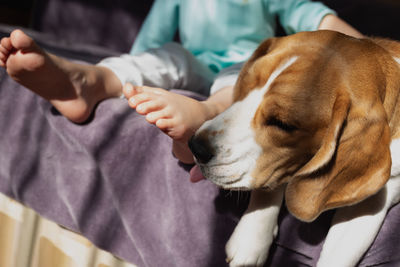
[0,193,137,267]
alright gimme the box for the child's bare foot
[0,29,121,123]
[123,84,218,164]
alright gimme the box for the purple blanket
[0,73,232,266]
[0,30,399,266]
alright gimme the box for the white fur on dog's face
[196,56,298,190]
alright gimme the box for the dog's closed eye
[265,117,298,132]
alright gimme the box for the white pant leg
[98,42,215,96]
[210,62,244,95]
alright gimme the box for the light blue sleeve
[130,0,179,55]
[266,0,337,35]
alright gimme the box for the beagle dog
[189,30,400,266]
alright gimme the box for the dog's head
[189,30,400,221]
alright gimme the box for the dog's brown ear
[234,37,278,100]
[285,88,391,222]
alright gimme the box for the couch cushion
[32,0,153,53]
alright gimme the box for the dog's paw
[225,189,283,266]
[226,241,270,267]
[225,219,277,267]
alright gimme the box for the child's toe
[0,37,12,51]
[145,109,171,124]
[136,100,164,114]
[156,118,174,130]
[141,86,167,95]
[10,30,35,50]
[123,83,135,98]
[128,93,152,108]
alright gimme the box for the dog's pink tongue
[190,165,205,183]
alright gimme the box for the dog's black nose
[188,135,214,164]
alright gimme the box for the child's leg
[123,83,233,164]
[0,29,122,123]
[0,31,215,123]
[99,42,215,97]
